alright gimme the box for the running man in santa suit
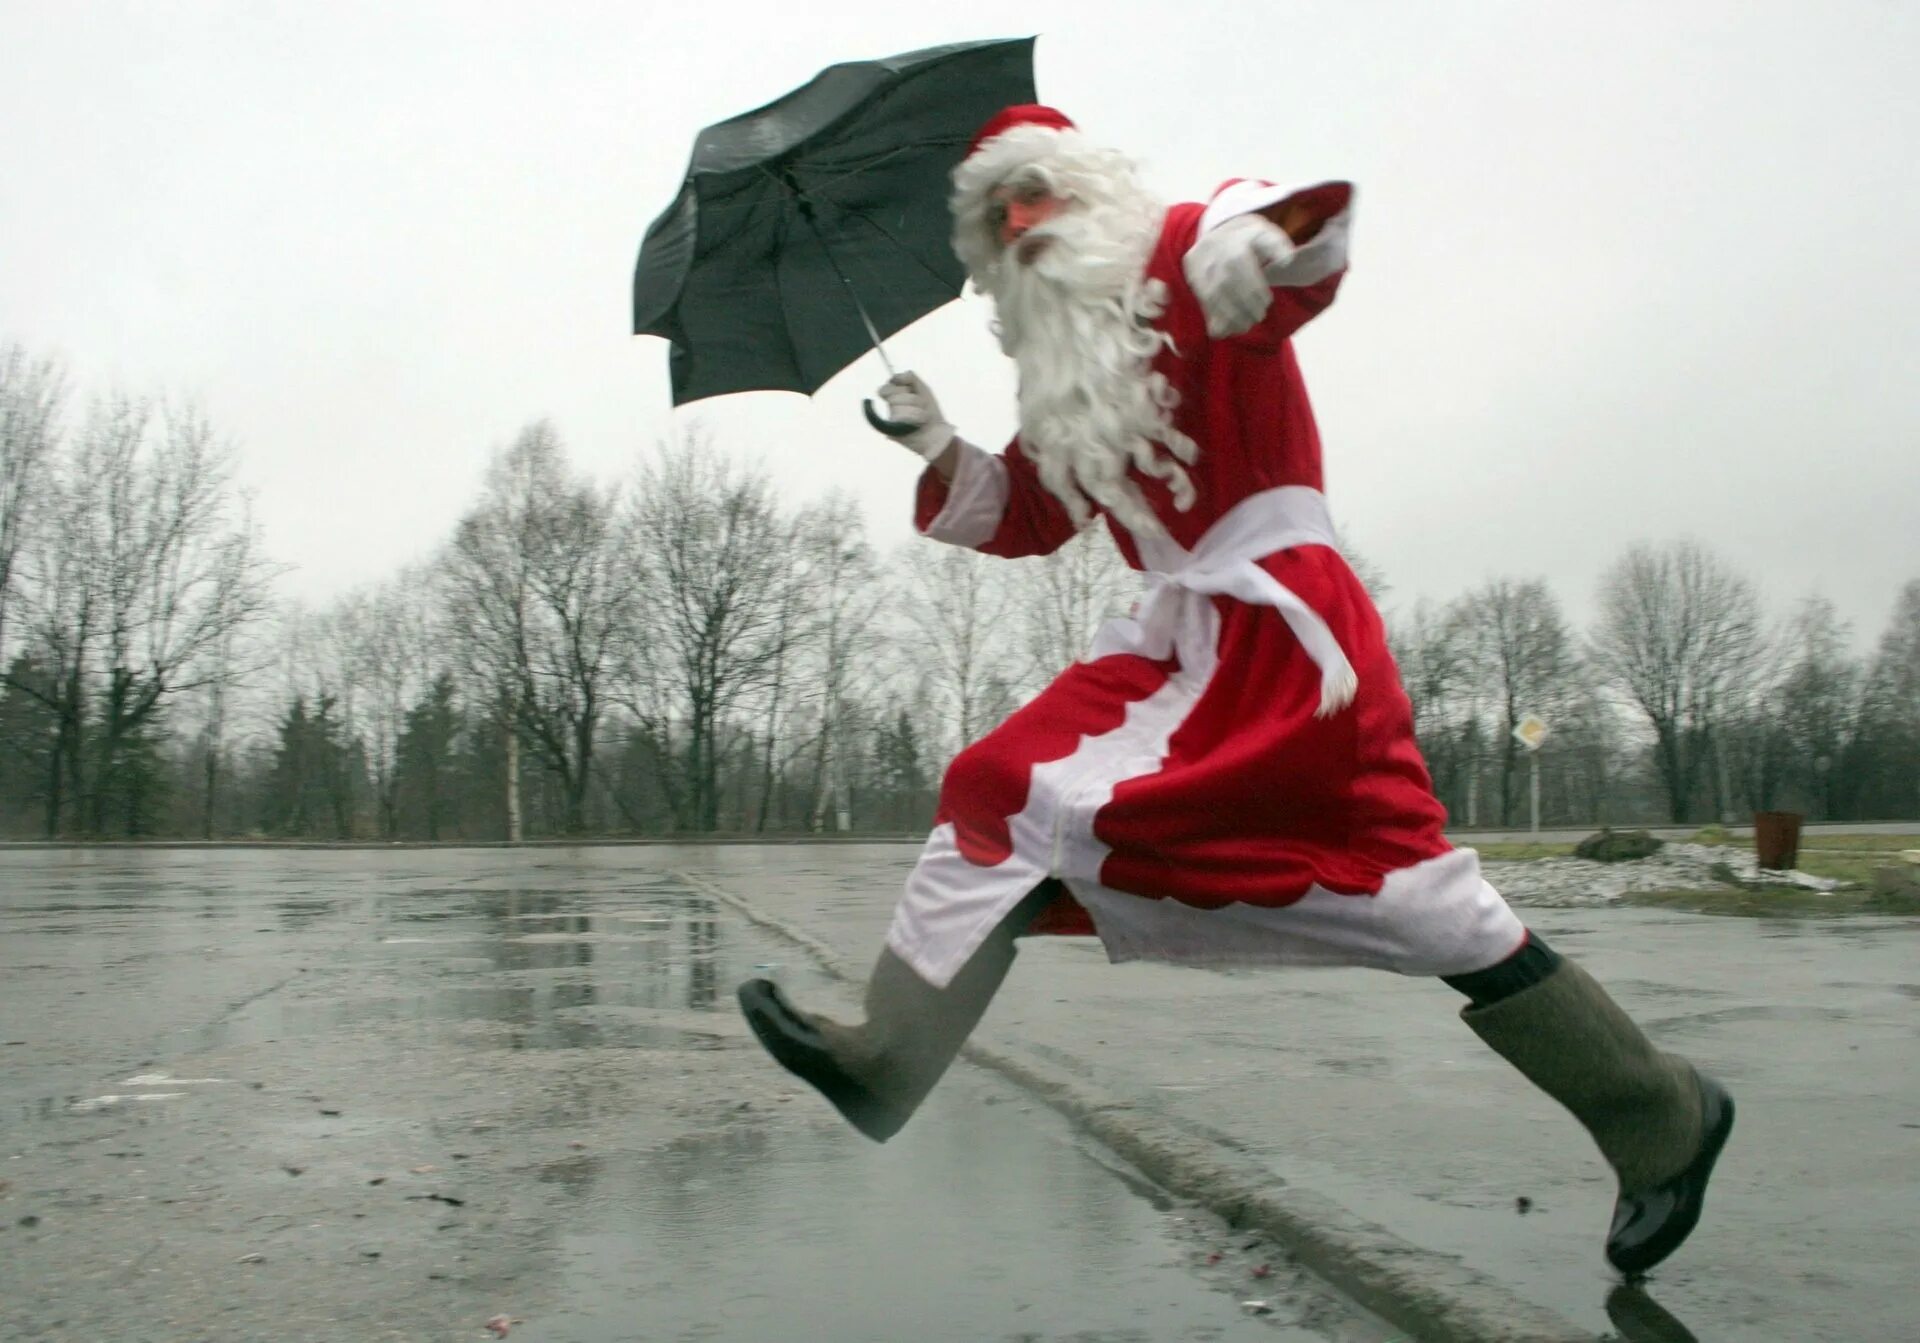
[738,105,1732,1276]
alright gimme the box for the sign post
[1512,714,1549,835]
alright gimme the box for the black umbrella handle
[863,399,921,438]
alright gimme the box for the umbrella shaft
[797,197,896,377]
[851,295,898,378]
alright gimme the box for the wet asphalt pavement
[684,843,1920,1343]
[0,848,1401,1343]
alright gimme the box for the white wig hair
[949,125,1197,537]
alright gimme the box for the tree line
[2,340,1915,841]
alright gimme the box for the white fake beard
[984,203,1198,539]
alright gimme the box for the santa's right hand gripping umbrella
[630,37,1036,434]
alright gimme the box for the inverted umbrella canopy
[632,37,1037,407]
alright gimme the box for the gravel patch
[1480,842,1841,909]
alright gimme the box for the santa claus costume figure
[738,105,1732,1276]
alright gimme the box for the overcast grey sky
[4,0,1915,645]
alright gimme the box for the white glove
[875,372,956,461]
[1183,213,1297,338]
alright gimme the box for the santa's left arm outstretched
[1183,180,1354,339]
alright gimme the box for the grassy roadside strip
[1617,885,1918,917]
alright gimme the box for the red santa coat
[887,182,1523,988]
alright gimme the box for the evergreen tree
[395,673,462,840]
[92,712,169,837]
[1847,580,1920,819]
[871,708,931,831]
[263,695,358,838]
[0,653,58,836]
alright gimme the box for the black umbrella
[631,37,1036,431]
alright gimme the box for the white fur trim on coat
[1072,848,1526,977]
[918,439,1009,548]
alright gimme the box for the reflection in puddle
[689,916,718,1010]
[507,911,670,925]
[543,1085,1367,1343]
[1606,1283,1702,1342]
[175,984,736,1054]
[506,933,662,944]
[154,887,741,1059]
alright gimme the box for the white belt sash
[1088,486,1359,717]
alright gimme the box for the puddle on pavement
[0,866,749,1081]
[171,967,738,1056]
[539,1075,1393,1343]
[19,901,743,1120]
[158,890,745,1061]
[504,932,665,944]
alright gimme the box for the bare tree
[1006,527,1141,690]
[893,541,1018,761]
[1389,597,1476,816]
[621,437,793,832]
[1543,667,1630,825]
[1591,540,1764,823]
[1771,596,1859,819]
[442,422,632,836]
[4,393,276,835]
[1333,526,1391,603]
[1725,596,1861,817]
[0,343,63,659]
[745,568,810,832]
[1456,578,1578,826]
[7,404,107,833]
[94,402,276,832]
[1390,599,1466,738]
[187,614,276,839]
[329,567,440,837]
[794,492,884,832]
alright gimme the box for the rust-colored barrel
[1753,811,1803,870]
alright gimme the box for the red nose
[1000,198,1049,244]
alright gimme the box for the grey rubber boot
[738,883,1052,1142]
[1461,957,1734,1275]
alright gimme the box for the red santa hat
[966,103,1077,157]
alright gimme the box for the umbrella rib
[810,189,964,299]
[758,166,857,381]
[791,199,898,378]
[768,206,826,387]
[762,163,961,299]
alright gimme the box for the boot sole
[736,979,905,1143]
[1607,1073,1735,1276]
